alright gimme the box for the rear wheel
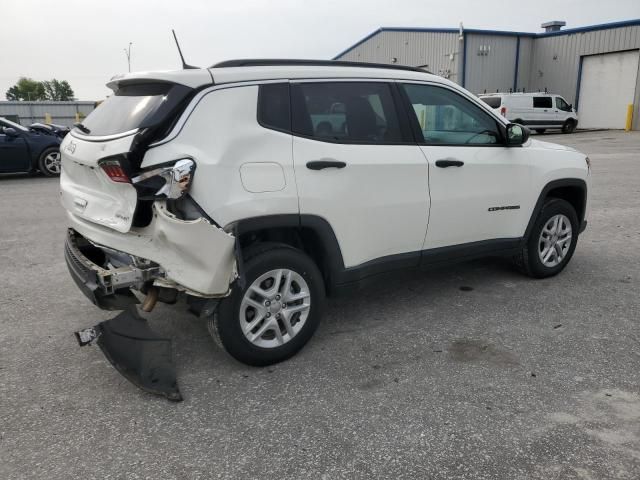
[514,198,579,278]
[38,147,61,176]
[562,119,576,134]
[210,245,325,366]
[535,128,546,134]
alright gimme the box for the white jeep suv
[61,60,590,397]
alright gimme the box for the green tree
[42,79,75,101]
[5,77,75,101]
[5,77,46,101]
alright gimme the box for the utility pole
[124,42,133,72]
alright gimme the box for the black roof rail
[211,59,431,74]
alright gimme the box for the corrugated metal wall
[464,33,519,94]
[0,101,95,127]
[339,30,462,83]
[516,36,535,91]
[529,25,640,104]
[336,23,640,129]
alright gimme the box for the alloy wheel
[538,214,572,267]
[43,151,61,174]
[239,269,311,349]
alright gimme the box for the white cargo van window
[556,97,572,112]
[480,96,502,109]
[532,96,552,109]
[402,84,499,145]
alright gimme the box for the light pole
[124,42,132,72]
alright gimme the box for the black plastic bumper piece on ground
[75,308,183,402]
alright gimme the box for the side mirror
[506,123,530,146]
[3,127,18,137]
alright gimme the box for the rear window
[533,96,552,109]
[258,83,291,132]
[80,83,191,136]
[480,96,501,108]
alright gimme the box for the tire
[562,119,576,134]
[38,147,61,176]
[535,129,546,134]
[514,198,579,278]
[210,245,325,366]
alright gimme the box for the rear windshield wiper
[74,123,91,134]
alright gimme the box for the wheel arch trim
[523,178,587,242]
[228,214,346,288]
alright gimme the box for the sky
[2,0,639,100]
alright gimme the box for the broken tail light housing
[132,159,195,199]
[100,160,130,183]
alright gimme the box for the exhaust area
[142,286,159,312]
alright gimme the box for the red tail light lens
[100,160,130,183]
[500,106,507,117]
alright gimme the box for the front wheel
[514,198,579,278]
[562,119,577,134]
[38,147,61,176]
[210,245,325,366]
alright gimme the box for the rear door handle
[306,159,347,170]
[435,159,464,168]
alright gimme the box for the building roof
[333,18,640,59]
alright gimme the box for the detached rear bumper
[65,201,237,305]
[65,229,157,309]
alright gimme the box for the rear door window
[533,96,552,109]
[80,83,191,136]
[291,82,404,144]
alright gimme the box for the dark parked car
[29,122,70,138]
[0,117,62,176]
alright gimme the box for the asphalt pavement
[1,130,639,479]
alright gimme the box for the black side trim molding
[518,119,565,126]
[421,238,521,268]
[523,178,588,242]
[231,214,526,294]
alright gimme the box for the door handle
[306,159,347,170]
[435,159,464,168]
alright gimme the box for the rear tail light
[500,106,507,117]
[100,160,130,183]
[132,159,195,199]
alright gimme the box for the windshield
[480,97,502,108]
[80,83,184,136]
[0,117,29,132]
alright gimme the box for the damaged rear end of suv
[62,71,237,401]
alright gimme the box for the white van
[479,93,578,134]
